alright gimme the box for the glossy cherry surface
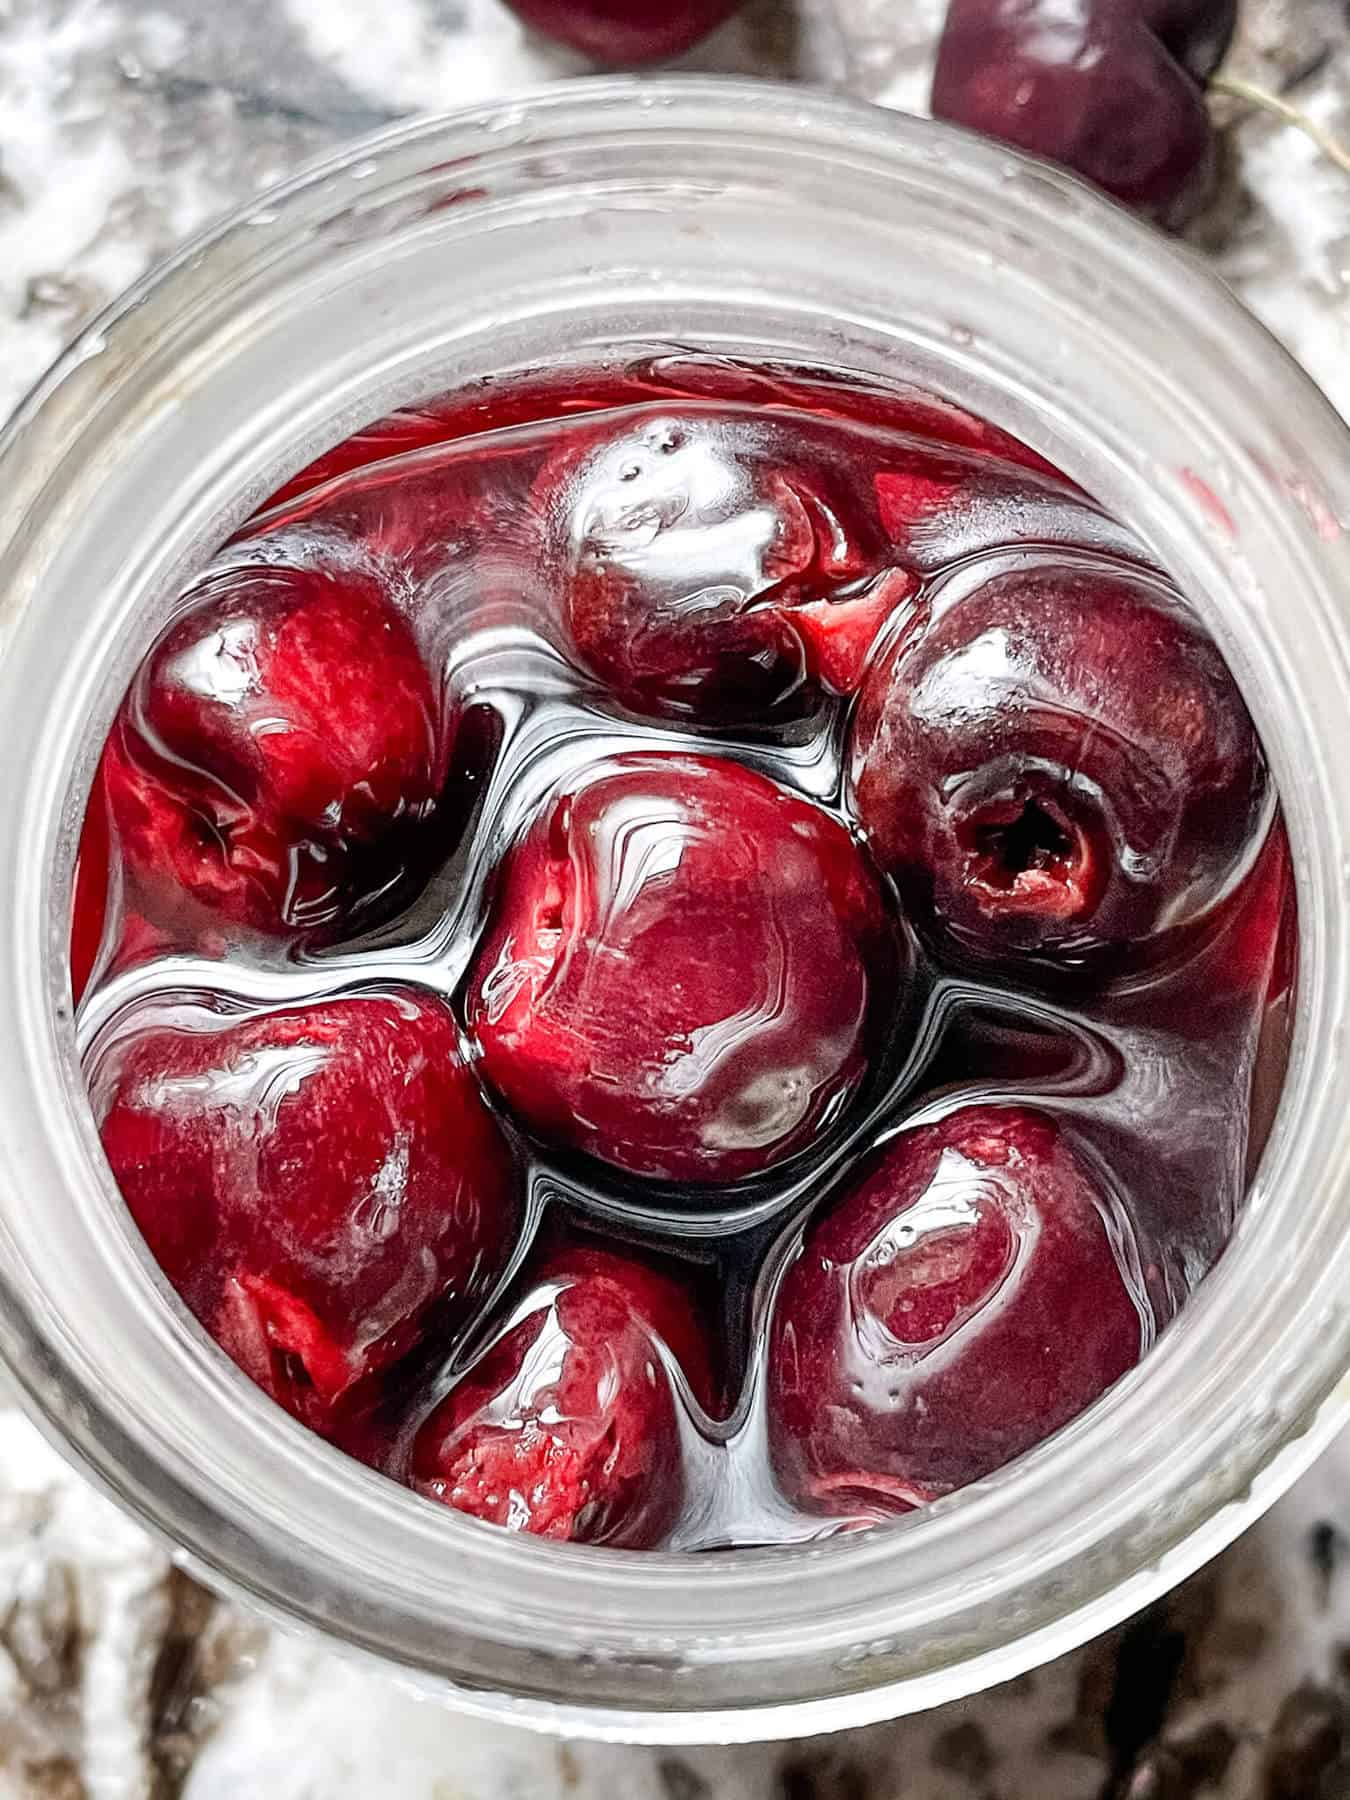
[97,991,520,1432]
[465,752,905,1186]
[767,1104,1145,1514]
[932,0,1234,230]
[849,562,1268,977]
[501,0,745,65]
[546,407,910,721]
[71,784,111,1005]
[410,1248,710,1547]
[103,564,442,936]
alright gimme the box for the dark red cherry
[71,781,112,1005]
[1219,817,1295,1004]
[1132,816,1295,1042]
[410,1248,710,1547]
[464,752,906,1186]
[103,564,442,936]
[96,991,520,1432]
[872,450,1141,573]
[767,1104,1145,1515]
[849,562,1268,977]
[932,0,1228,230]
[545,408,912,722]
[501,0,744,65]
[1142,0,1237,83]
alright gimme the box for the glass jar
[0,77,1348,1745]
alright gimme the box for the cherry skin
[71,781,112,1006]
[1142,1,1237,83]
[849,562,1268,979]
[410,1248,711,1547]
[932,0,1231,230]
[545,407,912,723]
[96,991,521,1433]
[103,564,442,937]
[464,752,906,1187]
[501,0,744,66]
[767,1104,1145,1516]
[871,448,1140,574]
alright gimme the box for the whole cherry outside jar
[0,80,1348,1742]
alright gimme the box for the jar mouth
[2,76,1349,1742]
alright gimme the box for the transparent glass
[0,77,1347,1745]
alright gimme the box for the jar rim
[1,75,1349,1741]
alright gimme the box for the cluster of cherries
[499,0,1236,231]
[75,359,1289,1551]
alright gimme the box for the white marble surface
[1,2,1349,1795]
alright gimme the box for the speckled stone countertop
[1,3,1349,1795]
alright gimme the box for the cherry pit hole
[965,797,1090,915]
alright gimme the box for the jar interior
[73,346,1294,1558]
[0,85,1345,1736]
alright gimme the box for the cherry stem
[1212,75,1350,178]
